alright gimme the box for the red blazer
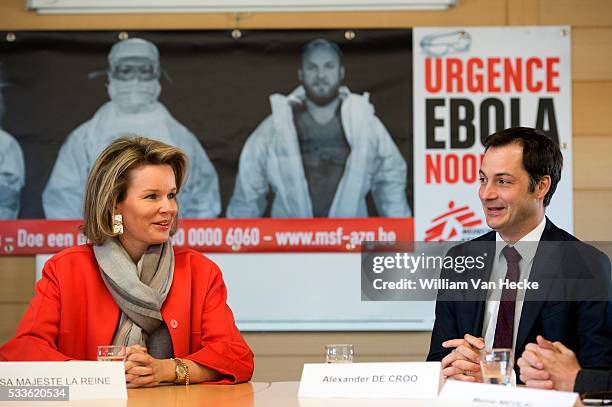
[0,245,254,384]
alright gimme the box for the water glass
[325,344,354,363]
[97,345,126,362]
[480,348,513,385]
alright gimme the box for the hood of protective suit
[285,85,352,108]
[108,38,159,67]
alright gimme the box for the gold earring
[113,214,124,235]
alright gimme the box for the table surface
[256,381,475,407]
[0,381,584,406]
[127,381,269,407]
[0,382,270,407]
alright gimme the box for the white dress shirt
[481,216,547,350]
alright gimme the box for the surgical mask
[107,77,161,114]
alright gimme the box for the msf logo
[425,201,482,241]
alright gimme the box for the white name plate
[439,380,579,407]
[298,362,442,399]
[0,362,127,401]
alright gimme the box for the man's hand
[124,345,175,388]
[518,335,581,392]
[441,334,485,382]
[518,344,552,389]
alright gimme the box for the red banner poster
[0,218,413,255]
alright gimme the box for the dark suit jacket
[427,218,612,376]
[575,369,612,395]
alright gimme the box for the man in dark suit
[426,127,611,383]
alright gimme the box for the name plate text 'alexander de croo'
[298,362,442,399]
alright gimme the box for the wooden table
[254,381,474,406]
[256,382,585,407]
[126,381,269,407]
[0,382,585,406]
[0,382,270,407]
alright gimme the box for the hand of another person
[124,345,175,388]
[518,341,551,389]
[441,334,485,382]
[518,335,581,392]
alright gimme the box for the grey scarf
[94,238,174,357]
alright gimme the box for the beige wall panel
[0,257,35,303]
[252,355,327,382]
[507,0,539,25]
[244,332,431,356]
[573,29,612,81]
[0,303,29,345]
[245,331,432,381]
[253,353,428,381]
[573,136,612,189]
[573,82,612,137]
[539,0,612,27]
[573,190,612,240]
[0,0,507,30]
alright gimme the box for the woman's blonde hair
[82,135,188,245]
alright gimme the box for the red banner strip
[0,218,414,255]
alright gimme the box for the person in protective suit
[43,38,220,219]
[0,62,25,219]
[227,39,411,218]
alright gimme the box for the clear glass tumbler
[97,345,126,362]
[325,344,354,364]
[480,348,513,386]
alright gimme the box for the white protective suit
[43,101,220,219]
[227,86,411,218]
[0,129,25,219]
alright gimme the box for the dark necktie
[493,245,522,349]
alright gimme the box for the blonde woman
[0,136,253,387]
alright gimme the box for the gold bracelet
[184,361,190,386]
[172,358,190,386]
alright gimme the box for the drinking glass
[97,345,126,362]
[479,348,513,385]
[325,344,354,364]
